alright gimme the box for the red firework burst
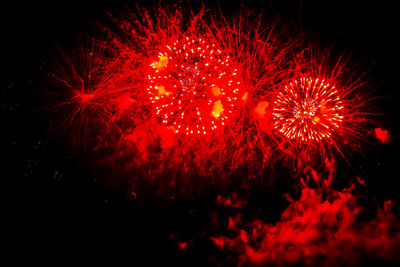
[273,77,344,142]
[146,36,242,136]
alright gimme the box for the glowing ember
[375,128,392,144]
[272,77,344,142]
[147,37,241,135]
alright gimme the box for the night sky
[3,0,400,265]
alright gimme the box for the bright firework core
[147,37,241,135]
[273,77,344,142]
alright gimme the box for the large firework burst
[146,37,242,136]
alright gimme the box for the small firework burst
[146,37,241,136]
[272,77,344,142]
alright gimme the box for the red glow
[77,93,94,104]
[211,236,227,250]
[375,128,392,144]
[254,101,274,133]
[178,241,188,251]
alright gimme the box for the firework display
[15,2,397,266]
[45,3,383,201]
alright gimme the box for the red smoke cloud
[211,173,400,266]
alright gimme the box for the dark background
[2,0,399,265]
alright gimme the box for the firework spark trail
[44,38,123,149]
